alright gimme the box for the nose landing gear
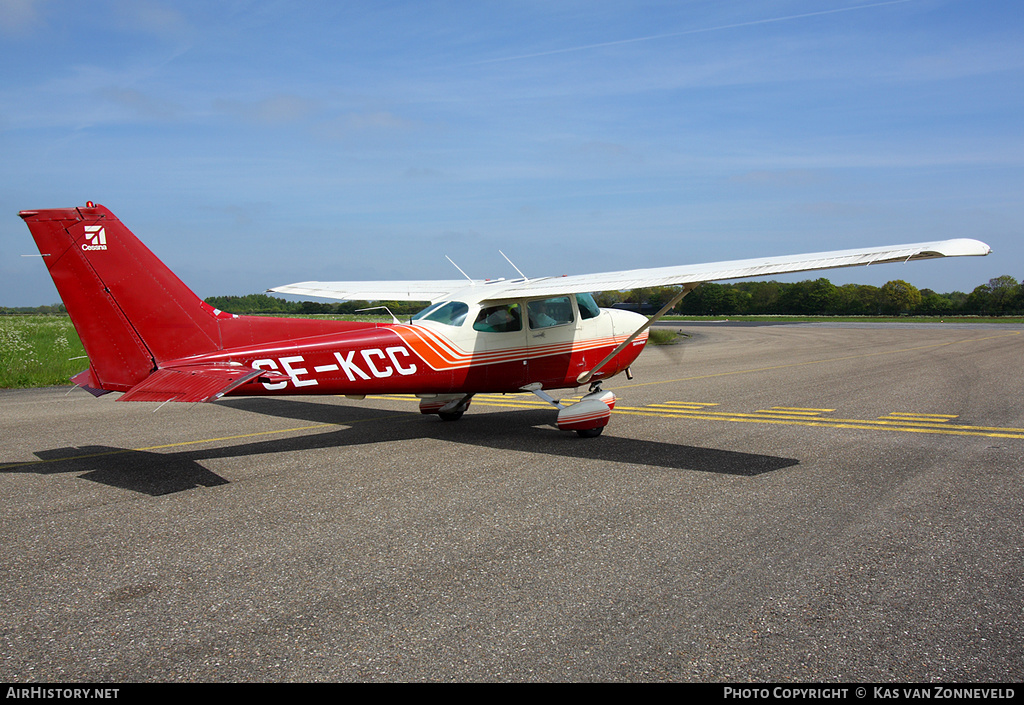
[523,381,617,438]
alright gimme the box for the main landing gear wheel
[420,394,473,421]
[575,426,603,438]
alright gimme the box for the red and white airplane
[21,203,990,437]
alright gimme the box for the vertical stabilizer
[20,204,222,392]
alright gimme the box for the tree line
[0,304,67,315]
[202,294,428,316]
[597,275,1024,317]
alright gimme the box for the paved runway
[2,323,1022,682]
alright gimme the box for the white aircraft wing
[268,279,485,303]
[480,238,991,301]
[270,238,991,304]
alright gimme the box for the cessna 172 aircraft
[21,203,990,437]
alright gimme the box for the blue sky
[2,0,1021,306]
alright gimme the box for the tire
[575,426,603,438]
[438,409,465,422]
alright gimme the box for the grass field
[0,316,87,388]
[646,328,681,345]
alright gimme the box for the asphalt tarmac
[2,322,1022,682]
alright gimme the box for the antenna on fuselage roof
[499,250,528,282]
[445,255,475,285]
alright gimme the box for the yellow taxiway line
[463,394,1024,440]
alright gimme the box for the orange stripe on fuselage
[389,324,647,372]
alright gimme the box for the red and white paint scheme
[20,203,990,437]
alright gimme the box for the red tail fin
[20,204,223,392]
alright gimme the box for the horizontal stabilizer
[118,364,277,403]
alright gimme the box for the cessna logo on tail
[82,226,107,251]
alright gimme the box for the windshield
[411,301,469,327]
[577,293,601,320]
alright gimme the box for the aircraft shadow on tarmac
[7,397,799,495]
[16,445,230,496]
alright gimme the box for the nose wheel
[570,382,609,435]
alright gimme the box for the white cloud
[214,94,321,126]
[0,0,45,34]
[112,0,190,39]
[312,110,418,141]
[97,86,179,120]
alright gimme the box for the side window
[473,304,522,333]
[527,296,574,329]
[576,293,601,320]
[412,301,468,327]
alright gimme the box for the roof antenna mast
[445,255,475,285]
[499,250,528,282]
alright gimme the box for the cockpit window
[577,293,601,320]
[412,302,444,320]
[412,301,468,327]
[527,296,574,329]
[473,303,522,333]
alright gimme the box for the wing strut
[576,283,699,385]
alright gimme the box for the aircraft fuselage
[172,305,649,397]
